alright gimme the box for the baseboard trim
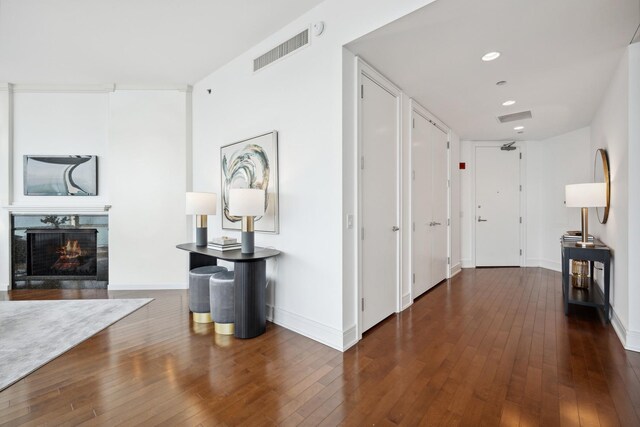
[108,283,188,290]
[449,263,462,277]
[609,308,640,353]
[611,309,627,348]
[461,259,474,268]
[342,325,358,351]
[626,330,640,352]
[401,292,412,310]
[538,259,561,272]
[266,304,346,351]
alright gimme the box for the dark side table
[561,239,611,323]
[177,243,280,338]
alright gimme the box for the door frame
[470,141,527,267]
[409,99,451,302]
[356,57,402,339]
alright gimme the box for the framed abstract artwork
[221,131,279,233]
[24,155,98,196]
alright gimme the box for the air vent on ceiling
[497,110,533,123]
[253,29,309,72]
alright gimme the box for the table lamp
[228,188,265,254]
[186,192,217,246]
[565,183,606,247]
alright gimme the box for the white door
[430,125,449,284]
[361,73,399,332]
[412,112,449,298]
[475,146,521,266]
[412,113,433,297]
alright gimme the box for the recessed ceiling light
[514,126,524,131]
[502,100,516,106]
[482,51,501,61]
[496,80,507,86]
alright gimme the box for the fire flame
[56,240,84,259]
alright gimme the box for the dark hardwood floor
[1,267,640,426]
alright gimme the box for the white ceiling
[346,0,640,141]
[0,0,323,85]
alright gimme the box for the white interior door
[361,73,399,332]
[430,125,448,284]
[475,146,521,266]
[412,113,433,298]
[412,112,449,298]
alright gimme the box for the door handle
[427,221,434,226]
[478,217,488,222]
[433,222,441,226]
[392,226,400,231]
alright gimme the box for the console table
[176,243,280,338]
[561,239,611,323]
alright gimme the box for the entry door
[412,112,449,298]
[475,146,521,266]
[361,73,399,332]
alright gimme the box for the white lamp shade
[565,183,606,208]
[186,192,217,215]
[228,188,265,216]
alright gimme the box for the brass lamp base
[575,241,595,248]
[576,207,594,247]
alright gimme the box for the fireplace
[26,229,98,278]
[11,214,109,289]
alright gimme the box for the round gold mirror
[594,148,610,224]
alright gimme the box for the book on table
[210,236,237,245]
[562,232,594,242]
[207,243,241,251]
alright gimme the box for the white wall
[460,127,591,270]
[628,43,640,342]
[590,43,640,350]
[529,127,592,270]
[0,86,190,290]
[460,141,472,267]
[342,48,358,339]
[12,93,109,204]
[590,49,629,339]
[108,90,189,289]
[192,0,437,351]
[0,85,11,289]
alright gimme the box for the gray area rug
[0,298,152,391]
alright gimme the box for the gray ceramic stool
[189,265,227,323]
[209,271,235,335]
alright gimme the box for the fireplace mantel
[4,205,111,215]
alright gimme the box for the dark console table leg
[604,255,611,324]
[189,252,217,270]
[234,260,266,339]
[562,249,570,315]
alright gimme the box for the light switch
[347,214,354,229]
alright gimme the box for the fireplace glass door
[26,229,98,277]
